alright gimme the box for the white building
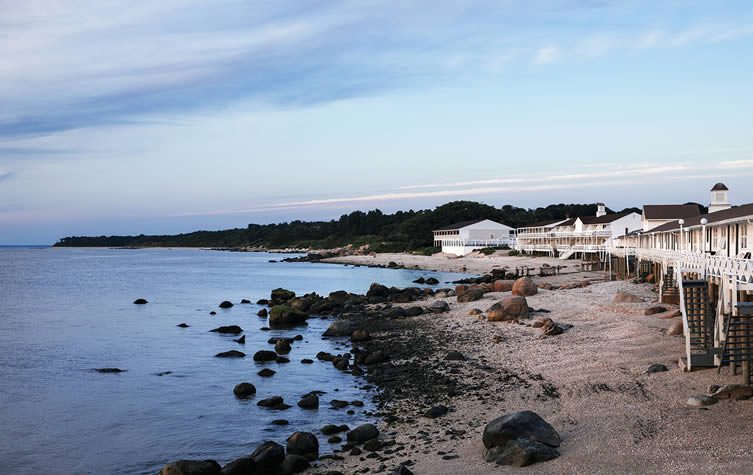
[516,204,642,259]
[433,219,516,256]
[642,204,701,231]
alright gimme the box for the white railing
[629,248,753,284]
[517,230,612,239]
[438,238,516,248]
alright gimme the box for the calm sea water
[0,247,467,474]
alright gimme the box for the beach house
[432,219,516,256]
[516,204,642,259]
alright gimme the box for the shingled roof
[711,183,729,191]
[645,203,753,234]
[433,219,498,232]
[643,204,701,221]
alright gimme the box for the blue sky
[1,0,753,244]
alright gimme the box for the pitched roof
[645,202,753,234]
[522,218,567,228]
[579,211,636,225]
[433,219,499,232]
[643,204,701,221]
[711,182,729,191]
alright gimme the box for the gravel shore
[314,255,753,474]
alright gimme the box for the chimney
[709,183,731,213]
[596,203,606,218]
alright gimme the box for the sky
[1,1,753,244]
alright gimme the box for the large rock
[428,300,450,313]
[328,290,351,306]
[233,382,256,399]
[487,297,529,322]
[482,411,561,449]
[347,423,379,444]
[286,431,319,460]
[644,305,667,316]
[209,325,243,335]
[280,454,310,474]
[367,283,389,299]
[493,280,514,292]
[270,288,296,305]
[219,301,234,309]
[667,319,684,336]
[220,457,255,475]
[159,460,221,475]
[486,439,560,467]
[269,306,309,328]
[614,291,643,303]
[133,298,148,305]
[351,329,371,342]
[253,350,278,362]
[250,441,285,471]
[323,320,355,337]
[687,395,717,408]
[512,277,538,297]
[298,393,319,409]
[457,288,485,303]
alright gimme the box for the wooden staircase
[679,279,716,370]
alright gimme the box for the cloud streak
[3,1,753,139]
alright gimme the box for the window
[715,192,726,202]
[742,224,748,249]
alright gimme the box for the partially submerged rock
[209,325,242,335]
[133,298,148,305]
[286,431,319,460]
[219,301,234,309]
[233,382,256,399]
[269,306,308,328]
[215,350,245,358]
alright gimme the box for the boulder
[367,283,389,299]
[425,277,440,285]
[177,323,190,328]
[258,368,276,377]
[280,454,310,474]
[687,395,717,408]
[250,441,285,471]
[428,300,450,313]
[363,350,389,365]
[323,320,355,337]
[482,411,561,449]
[321,424,349,435]
[269,306,309,328]
[486,439,560,467]
[219,301,234,309]
[209,311,216,316]
[233,382,256,399]
[645,363,668,374]
[537,318,563,336]
[256,299,269,305]
[424,405,449,418]
[512,277,538,297]
[347,423,379,444]
[468,308,483,316]
[159,460,221,475]
[351,329,371,342]
[493,280,514,292]
[614,291,643,303]
[133,298,148,305]
[275,340,292,354]
[298,393,319,409]
[215,350,245,358]
[240,299,251,304]
[644,305,667,316]
[413,277,426,284]
[209,325,242,335]
[234,335,245,344]
[94,368,126,373]
[405,306,424,317]
[220,456,255,475]
[287,431,319,460]
[257,308,268,318]
[487,297,529,322]
[667,319,684,336]
[270,288,296,305]
[257,396,285,408]
[328,290,351,306]
[289,296,315,313]
[385,307,407,319]
[457,288,485,303]
[253,350,278,362]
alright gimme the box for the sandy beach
[314,253,753,474]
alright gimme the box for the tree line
[54,200,642,252]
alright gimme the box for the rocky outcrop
[511,277,538,297]
[487,297,529,322]
[270,288,296,305]
[269,306,309,328]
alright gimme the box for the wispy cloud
[3,1,752,139]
